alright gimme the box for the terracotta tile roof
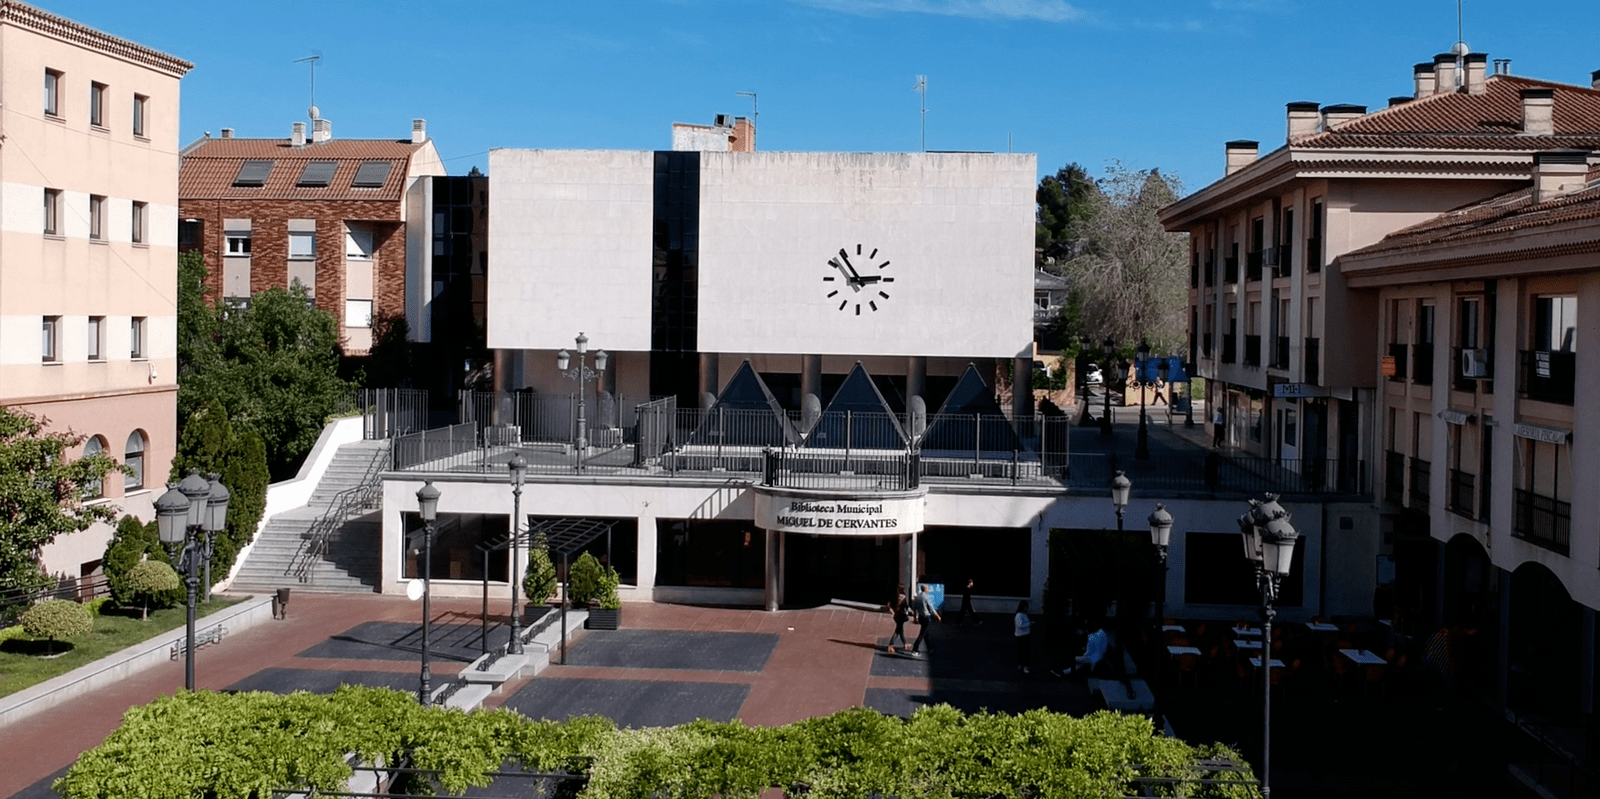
[1353,166,1600,255]
[180,137,423,201]
[1299,75,1600,151]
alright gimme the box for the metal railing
[1409,456,1431,508]
[1520,350,1576,405]
[1245,250,1263,282]
[290,439,392,583]
[393,423,480,470]
[1064,453,1362,495]
[354,388,428,440]
[1271,336,1289,369]
[0,575,111,627]
[1243,335,1261,367]
[1514,489,1571,555]
[1387,343,1408,381]
[1448,468,1476,519]
[763,448,920,491]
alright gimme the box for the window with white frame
[132,93,147,137]
[89,195,106,240]
[345,225,374,260]
[226,229,252,255]
[44,69,61,117]
[345,299,373,328]
[82,436,107,499]
[43,189,61,235]
[123,431,146,491]
[42,316,60,362]
[131,201,147,244]
[90,81,107,127]
[288,229,316,260]
[87,316,104,361]
[130,316,146,359]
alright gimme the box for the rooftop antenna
[1451,0,1468,89]
[913,75,927,151]
[735,91,758,133]
[294,53,322,119]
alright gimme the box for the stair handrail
[287,440,392,583]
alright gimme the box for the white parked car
[1084,363,1104,385]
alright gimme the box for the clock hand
[837,249,863,281]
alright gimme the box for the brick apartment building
[178,117,444,353]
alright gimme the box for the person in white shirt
[1014,601,1032,674]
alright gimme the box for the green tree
[0,407,125,607]
[20,598,92,655]
[177,251,355,481]
[168,400,269,590]
[103,515,173,608]
[1035,162,1099,268]
[568,551,604,605]
[522,542,558,606]
[1056,163,1189,356]
[362,312,413,388]
[125,560,180,620]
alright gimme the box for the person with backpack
[908,583,942,656]
[886,585,910,655]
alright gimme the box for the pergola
[530,518,613,664]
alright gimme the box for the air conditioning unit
[1263,247,1279,266]
[1460,348,1490,378]
[714,114,732,127]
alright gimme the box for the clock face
[823,243,895,315]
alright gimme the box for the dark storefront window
[656,519,765,589]
[919,527,1030,599]
[1184,531,1304,607]
[403,512,509,582]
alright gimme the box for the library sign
[753,487,926,537]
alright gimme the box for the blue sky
[47,0,1600,194]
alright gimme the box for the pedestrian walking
[1014,601,1032,674]
[886,586,910,654]
[1211,407,1225,448]
[908,583,941,655]
[957,577,981,625]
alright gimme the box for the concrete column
[1013,357,1033,419]
[777,531,786,606]
[764,527,779,611]
[1498,567,1512,712]
[699,353,720,409]
[802,354,823,433]
[907,356,927,407]
[635,513,657,593]
[1030,520,1049,614]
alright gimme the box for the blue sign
[1139,357,1187,383]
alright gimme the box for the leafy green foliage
[168,401,269,588]
[596,566,621,611]
[20,599,92,650]
[57,689,1258,799]
[0,407,125,608]
[125,560,180,620]
[522,543,558,606]
[568,552,605,606]
[103,516,177,610]
[1036,162,1099,266]
[176,251,355,481]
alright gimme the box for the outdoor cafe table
[1339,648,1387,665]
[1249,657,1286,669]
[1232,626,1263,638]
[1236,639,1264,650]
[1167,645,1201,657]
[1305,621,1341,632]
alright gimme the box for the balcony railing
[1387,342,1409,382]
[1448,468,1476,519]
[1306,237,1323,273]
[1384,450,1405,505]
[1409,456,1431,508]
[1413,343,1434,386]
[1305,338,1321,384]
[1514,489,1571,555]
[1519,349,1575,405]
[1245,250,1263,282]
[1271,336,1290,369]
[1224,256,1239,284]
[1243,335,1261,367]
[1223,333,1237,364]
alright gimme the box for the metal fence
[762,448,920,492]
[1064,453,1365,496]
[392,422,480,471]
[342,388,429,440]
[0,575,112,628]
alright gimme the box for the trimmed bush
[21,599,92,654]
[568,551,604,606]
[522,543,557,607]
[103,516,178,609]
[126,560,180,620]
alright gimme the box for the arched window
[124,431,146,491]
[83,436,107,499]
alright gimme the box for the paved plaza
[2,594,1087,798]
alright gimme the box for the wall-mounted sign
[1437,409,1473,425]
[753,486,926,536]
[1513,422,1570,444]
[1380,356,1396,377]
[1535,350,1552,379]
[1273,383,1330,398]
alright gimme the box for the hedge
[56,687,1257,799]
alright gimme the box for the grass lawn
[0,597,243,697]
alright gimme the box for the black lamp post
[1110,470,1131,532]
[1100,337,1116,437]
[507,454,527,655]
[155,471,229,691]
[1135,339,1152,460]
[416,481,440,706]
[556,332,608,473]
[1148,503,1173,623]
[1077,336,1095,427]
[1237,493,1300,799]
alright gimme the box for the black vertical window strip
[650,151,700,402]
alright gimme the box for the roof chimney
[312,117,331,144]
[411,118,426,144]
[1463,53,1488,95]
[292,121,306,147]
[1388,96,1413,107]
[731,116,755,152]
[1494,59,1511,76]
[1225,140,1259,176]
[1321,104,1367,130]
[1433,53,1458,94]
[1592,69,1600,90]
[1414,63,1437,99]
[220,128,233,139]
[1532,150,1589,204]
[1286,102,1320,142]
[1521,88,1555,136]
